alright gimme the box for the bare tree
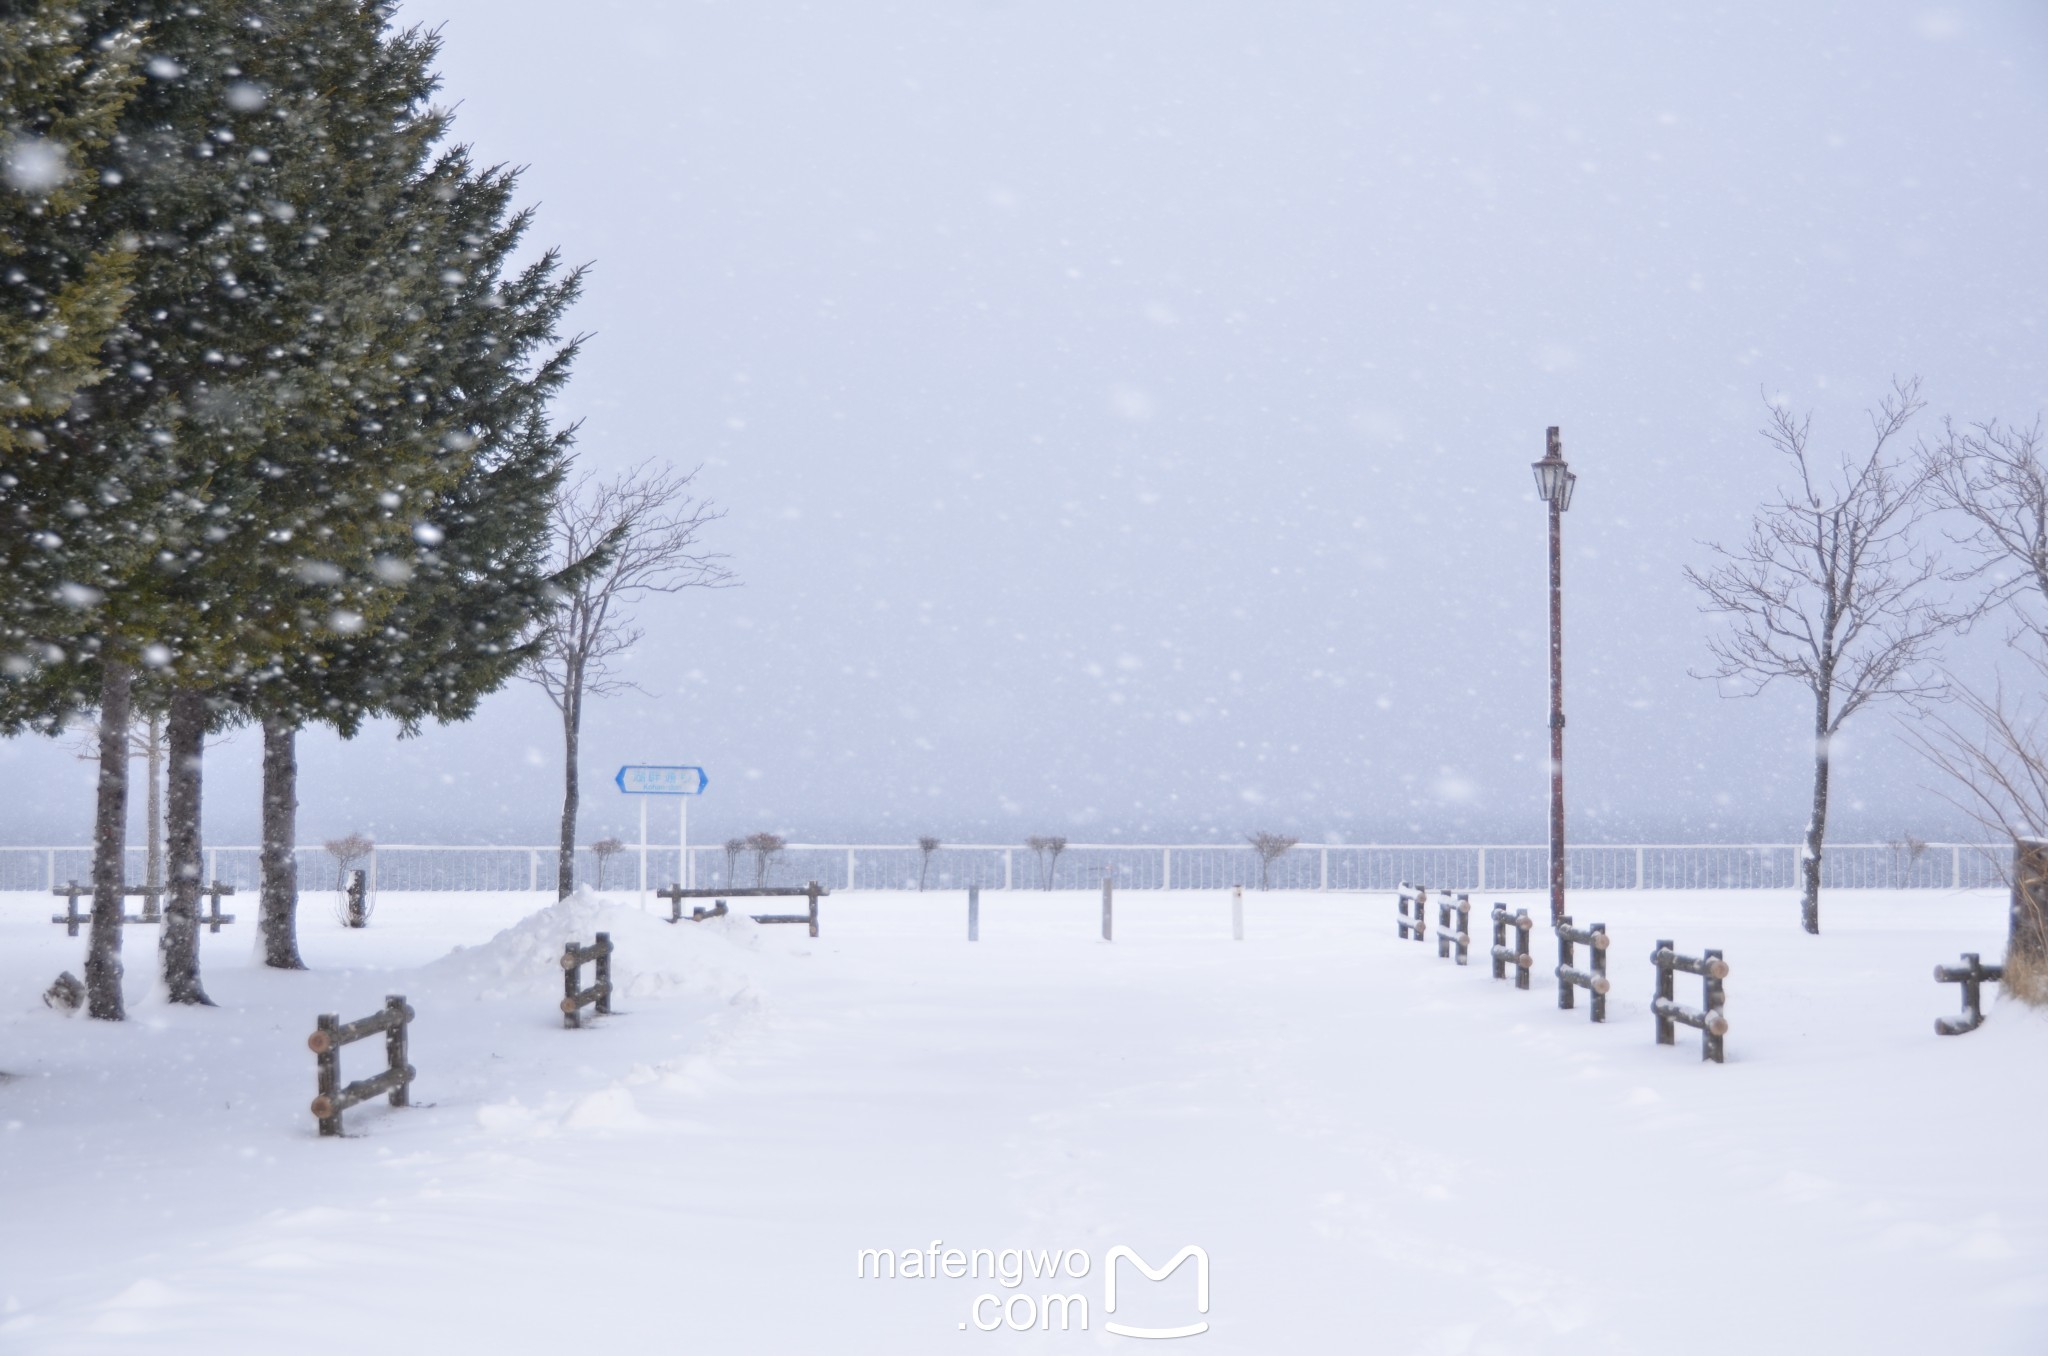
[916,836,940,891]
[521,461,734,898]
[1027,835,1067,890]
[1907,415,2048,1002]
[591,836,625,889]
[744,831,786,886]
[1247,831,1299,889]
[723,836,744,884]
[325,833,374,891]
[1685,380,1957,934]
[1899,665,2048,1003]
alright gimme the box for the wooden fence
[308,995,415,1136]
[1652,942,1729,1063]
[50,880,234,936]
[1396,885,1430,942]
[658,883,825,936]
[1489,904,1534,990]
[561,933,614,1029]
[1934,953,2003,1035]
[1435,893,1472,965]
[1554,916,1610,1021]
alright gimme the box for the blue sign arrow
[615,765,709,795]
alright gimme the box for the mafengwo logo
[855,1241,1210,1337]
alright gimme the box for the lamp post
[1531,427,1576,926]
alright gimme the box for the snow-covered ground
[1,885,2041,1354]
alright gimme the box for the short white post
[1004,848,1013,891]
[1951,843,1962,888]
[1162,846,1171,889]
[680,796,691,891]
[528,848,539,892]
[1232,884,1244,941]
[1319,847,1328,891]
[968,885,980,941]
[1636,845,1646,889]
[638,797,648,910]
[46,847,56,892]
[847,846,857,891]
[207,847,217,886]
[1475,846,1485,892]
[1101,871,1113,941]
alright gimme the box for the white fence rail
[0,841,2011,894]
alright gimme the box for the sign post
[614,766,709,910]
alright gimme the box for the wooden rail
[561,933,614,1029]
[1435,892,1471,965]
[308,995,415,1136]
[49,881,234,935]
[1934,953,2003,1035]
[657,882,826,936]
[1652,941,1729,1063]
[1554,915,1610,1021]
[1490,904,1534,989]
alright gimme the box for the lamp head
[1532,425,1575,510]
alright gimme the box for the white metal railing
[0,841,2012,894]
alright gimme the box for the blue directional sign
[615,765,708,795]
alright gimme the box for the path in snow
[1,887,2042,1353]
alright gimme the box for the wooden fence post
[384,996,410,1107]
[314,1013,342,1137]
[1654,938,1676,1046]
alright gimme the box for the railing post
[1320,846,1329,891]
[1101,871,1113,941]
[1475,846,1484,892]
[529,849,538,892]
[968,885,980,941]
[46,847,55,892]
[1163,846,1171,890]
[1952,843,1962,888]
[1004,848,1013,891]
[1636,846,1646,889]
[847,847,856,890]
[1232,885,1244,941]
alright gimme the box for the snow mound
[422,887,802,1006]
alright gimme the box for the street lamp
[1532,427,1575,926]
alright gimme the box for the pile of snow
[422,886,805,1006]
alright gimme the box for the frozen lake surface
[1,886,2042,1353]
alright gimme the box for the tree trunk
[160,687,213,1005]
[556,680,581,900]
[260,715,306,970]
[1802,712,1831,936]
[2010,838,2048,1005]
[145,711,163,903]
[86,661,131,1021]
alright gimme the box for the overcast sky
[6,0,2048,849]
